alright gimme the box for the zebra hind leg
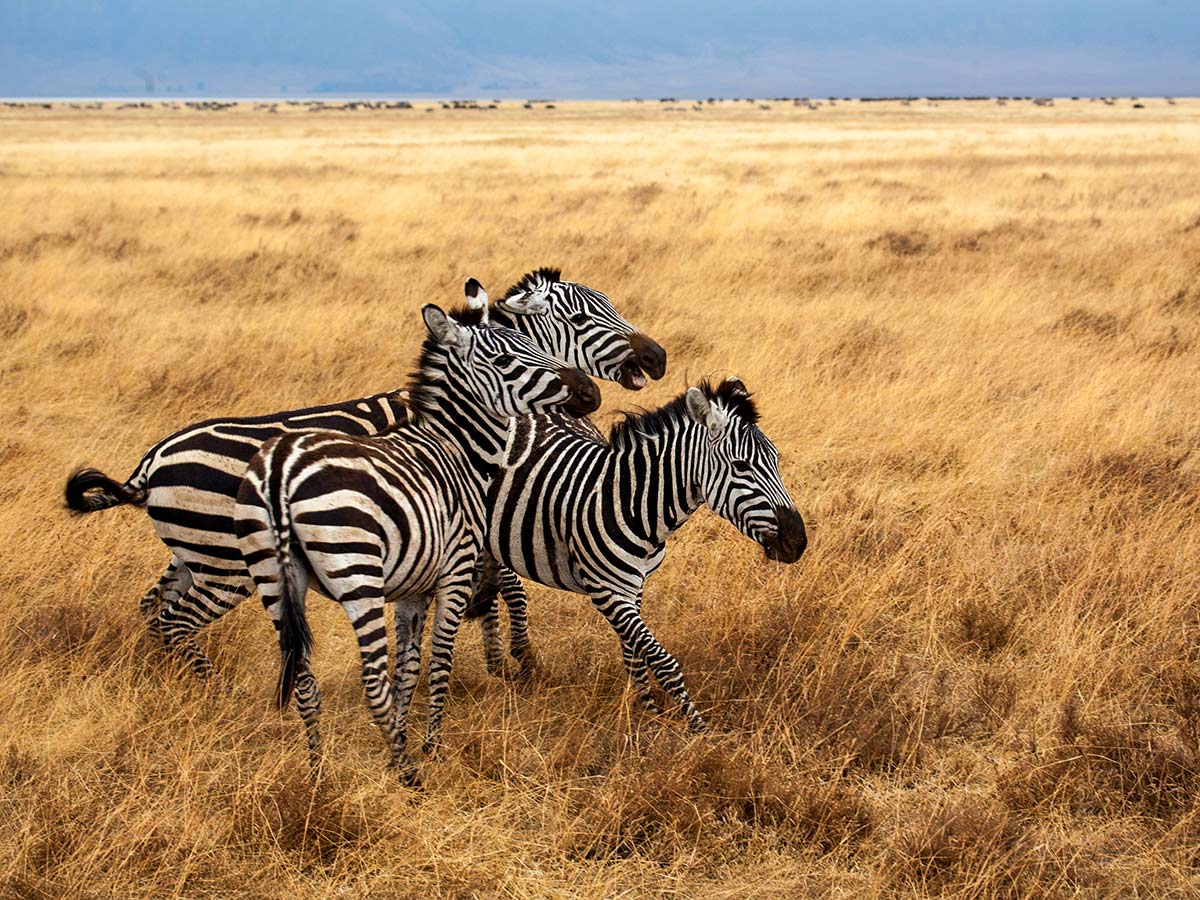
[342,588,416,784]
[590,591,706,733]
[139,556,190,628]
[261,570,325,771]
[498,566,536,676]
[391,598,427,734]
[155,579,250,678]
[467,552,506,677]
[423,577,472,754]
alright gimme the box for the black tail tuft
[276,564,314,708]
[64,467,144,513]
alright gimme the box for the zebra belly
[293,489,461,605]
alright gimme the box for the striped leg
[139,555,190,624]
[261,565,324,766]
[590,590,706,733]
[155,578,250,677]
[497,567,536,673]
[625,595,658,711]
[391,599,427,731]
[423,574,473,752]
[479,601,505,676]
[341,586,414,782]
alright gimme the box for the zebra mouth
[616,359,649,391]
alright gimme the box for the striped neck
[607,407,706,546]
[403,342,508,479]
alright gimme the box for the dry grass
[2,98,1199,898]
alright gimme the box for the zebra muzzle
[762,506,807,563]
[558,367,602,416]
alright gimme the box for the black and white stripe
[485,378,808,732]
[235,304,600,781]
[64,269,666,677]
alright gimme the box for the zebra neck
[609,415,705,546]
[404,354,506,479]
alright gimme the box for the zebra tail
[270,478,313,709]
[64,467,146,513]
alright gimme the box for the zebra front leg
[621,642,659,714]
[156,579,250,678]
[591,591,705,733]
[423,577,472,753]
[343,592,416,783]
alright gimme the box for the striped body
[486,379,808,731]
[64,269,666,678]
[234,305,600,780]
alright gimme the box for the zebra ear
[686,387,722,438]
[499,289,551,316]
[422,304,468,350]
[464,278,489,325]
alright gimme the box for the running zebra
[234,303,600,781]
[485,377,807,732]
[64,268,665,677]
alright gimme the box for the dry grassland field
[1,98,1200,899]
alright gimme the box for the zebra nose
[765,506,807,563]
[628,333,667,380]
[558,367,601,415]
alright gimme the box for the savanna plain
[1,98,1198,899]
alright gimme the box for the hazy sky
[2,1,1198,98]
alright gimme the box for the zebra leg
[260,567,324,768]
[423,576,472,753]
[467,552,506,677]
[626,595,657,711]
[155,578,250,677]
[498,566,536,674]
[293,658,323,768]
[391,598,427,728]
[590,591,706,733]
[139,555,189,625]
[479,601,504,677]
[342,591,415,782]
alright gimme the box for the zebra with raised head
[64,268,666,677]
[234,302,600,781]
[484,377,807,732]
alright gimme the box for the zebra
[64,268,666,677]
[234,302,600,781]
[484,377,807,732]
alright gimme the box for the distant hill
[2,1,1198,97]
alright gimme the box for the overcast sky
[2,1,1198,98]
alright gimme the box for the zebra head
[420,304,601,419]
[684,378,807,564]
[488,267,667,391]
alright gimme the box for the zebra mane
[404,302,490,418]
[608,378,760,447]
[504,267,563,299]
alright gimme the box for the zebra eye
[494,354,515,367]
[732,459,753,475]
[569,312,591,326]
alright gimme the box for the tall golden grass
[1,98,1198,898]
